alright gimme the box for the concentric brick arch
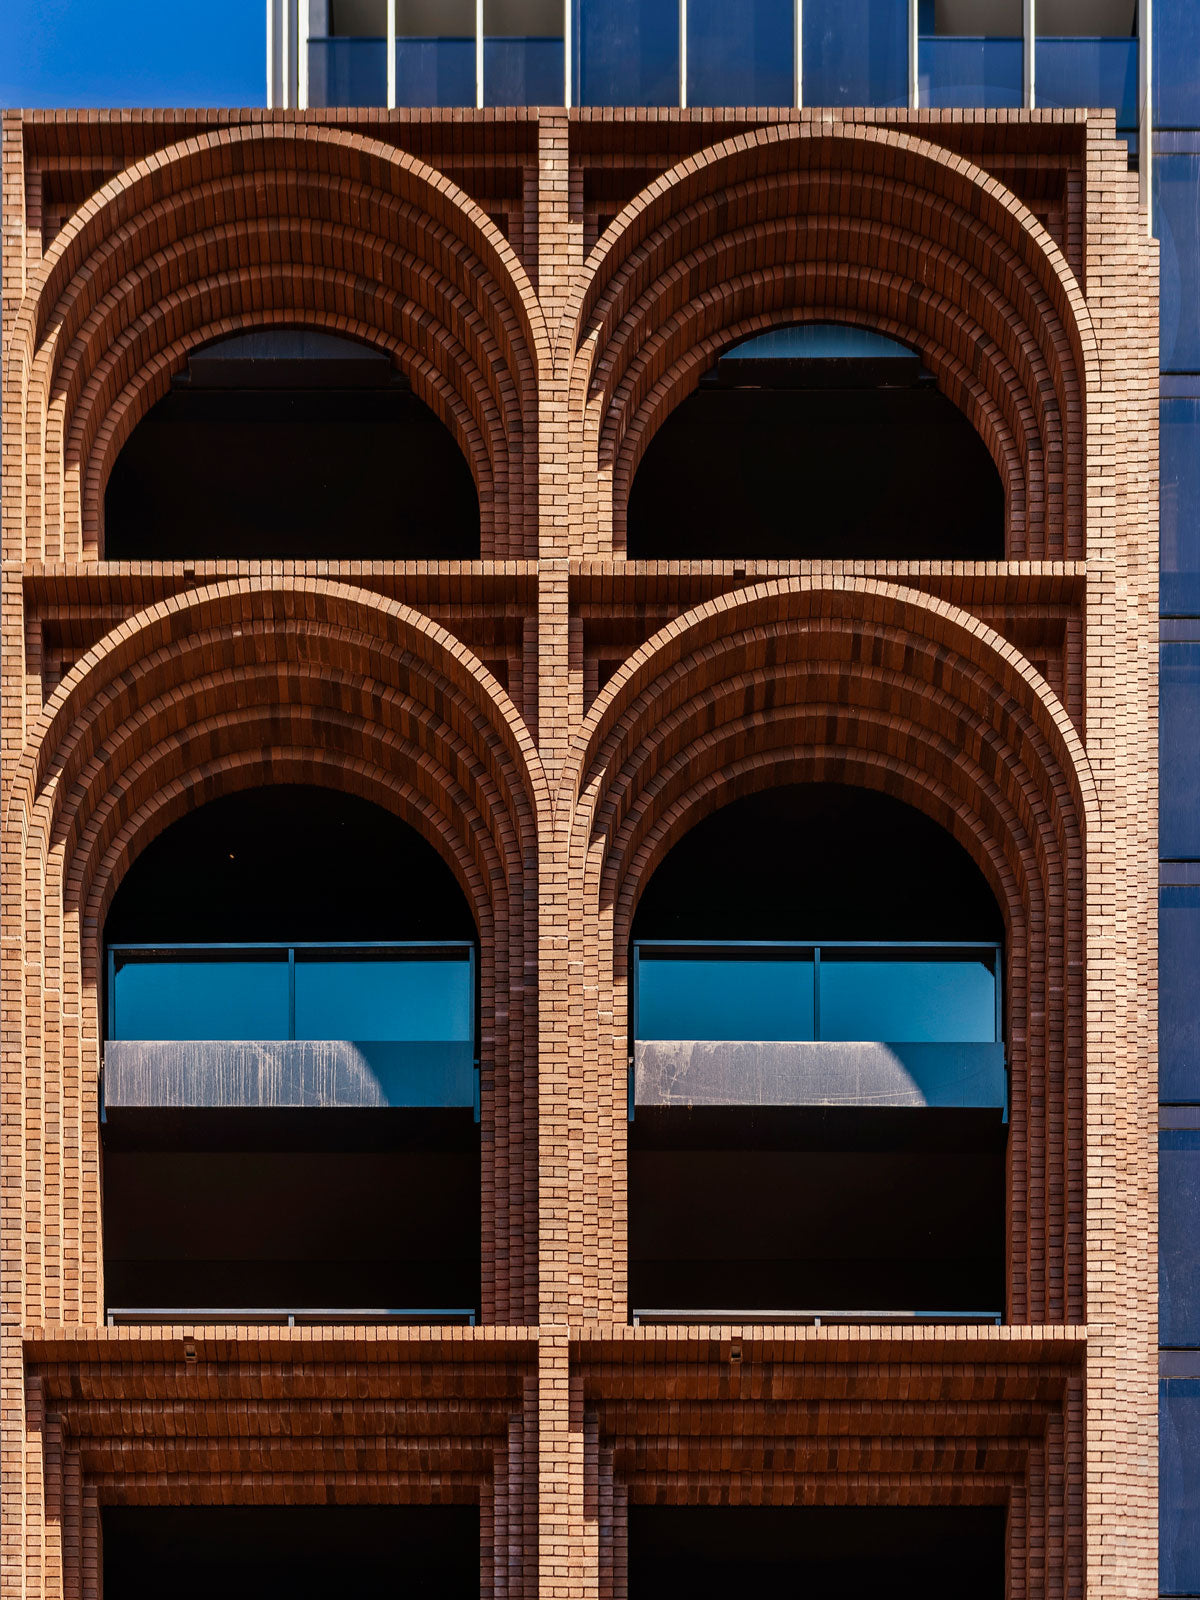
[8,579,548,1325]
[561,578,1097,1325]
[567,123,1098,557]
[12,124,549,559]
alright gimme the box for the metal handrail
[630,1308,1003,1327]
[106,1306,477,1327]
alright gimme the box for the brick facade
[1,107,1158,1597]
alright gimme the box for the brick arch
[8,579,548,1327]
[560,578,1097,1326]
[12,124,549,559]
[567,123,1097,558]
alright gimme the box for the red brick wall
[1,107,1157,1599]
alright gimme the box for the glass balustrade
[1037,36,1137,129]
[919,36,1023,108]
[484,36,565,105]
[686,0,793,108]
[307,36,388,106]
[108,942,475,1046]
[633,941,1001,1044]
[394,38,475,106]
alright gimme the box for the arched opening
[103,330,481,560]
[625,324,1005,560]
[101,785,481,1322]
[628,783,1007,1322]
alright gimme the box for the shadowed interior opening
[628,1506,1006,1599]
[101,784,480,1321]
[103,1506,481,1600]
[628,783,1007,1321]
[626,324,1005,560]
[104,330,481,559]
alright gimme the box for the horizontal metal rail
[106,1306,477,1327]
[630,1308,1004,1327]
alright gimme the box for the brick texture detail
[1,106,1157,1600]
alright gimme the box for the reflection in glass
[307,37,388,106]
[1036,36,1136,129]
[686,0,793,107]
[1162,392,1200,614]
[1161,1131,1200,1346]
[573,0,679,106]
[1162,1378,1200,1592]
[818,953,998,1043]
[1162,888,1200,1100]
[295,954,473,1041]
[1156,154,1200,373]
[485,36,565,104]
[111,952,290,1042]
[1155,0,1200,129]
[803,0,907,108]
[919,37,1023,108]
[394,38,475,105]
[636,955,815,1041]
[1161,644,1200,857]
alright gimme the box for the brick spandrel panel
[1,108,1156,1600]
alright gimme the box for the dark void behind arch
[104,784,477,944]
[103,329,480,560]
[626,323,1005,560]
[630,783,1003,943]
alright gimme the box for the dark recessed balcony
[102,940,480,1324]
[628,940,1007,1324]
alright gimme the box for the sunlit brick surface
[1,107,1157,1598]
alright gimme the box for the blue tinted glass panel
[919,37,1023,108]
[1162,1379,1200,1592]
[307,38,388,107]
[687,0,793,107]
[1155,0,1200,129]
[294,954,473,1041]
[485,37,564,105]
[1037,38,1136,130]
[394,39,475,106]
[574,0,679,106]
[1156,154,1200,372]
[803,0,907,108]
[1162,1132,1200,1346]
[1161,643,1200,857]
[111,952,290,1041]
[1163,394,1200,613]
[636,955,815,1040]
[1162,889,1200,1099]
[819,954,997,1043]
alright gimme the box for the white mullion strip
[794,0,802,108]
[282,0,292,108]
[563,0,572,106]
[1140,0,1153,230]
[387,0,396,107]
[908,0,919,109]
[298,0,310,108]
[1024,0,1035,108]
[476,0,485,108]
[267,0,276,107]
[679,0,687,108]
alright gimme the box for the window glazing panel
[1036,37,1136,130]
[1163,393,1200,613]
[1161,643,1200,857]
[1162,1132,1200,1346]
[394,38,475,105]
[293,954,473,1041]
[1162,889,1200,1100]
[919,37,1023,108]
[307,37,388,105]
[485,37,564,104]
[802,0,907,108]
[1155,0,1200,129]
[573,0,679,105]
[1156,154,1200,372]
[818,953,998,1043]
[1162,1378,1200,1593]
[686,0,793,107]
[110,952,291,1042]
[636,955,816,1041]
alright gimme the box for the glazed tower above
[1,105,1156,1599]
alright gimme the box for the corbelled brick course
[1,106,1157,1599]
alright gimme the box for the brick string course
[1,107,1157,1599]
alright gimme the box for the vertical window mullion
[563,0,572,106]
[1024,0,1035,109]
[795,0,803,108]
[680,0,688,108]
[1141,0,1154,229]
[476,0,485,109]
[812,945,822,1042]
[288,947,297,1041]
[908,0,919,109]
[386,0,396,108]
